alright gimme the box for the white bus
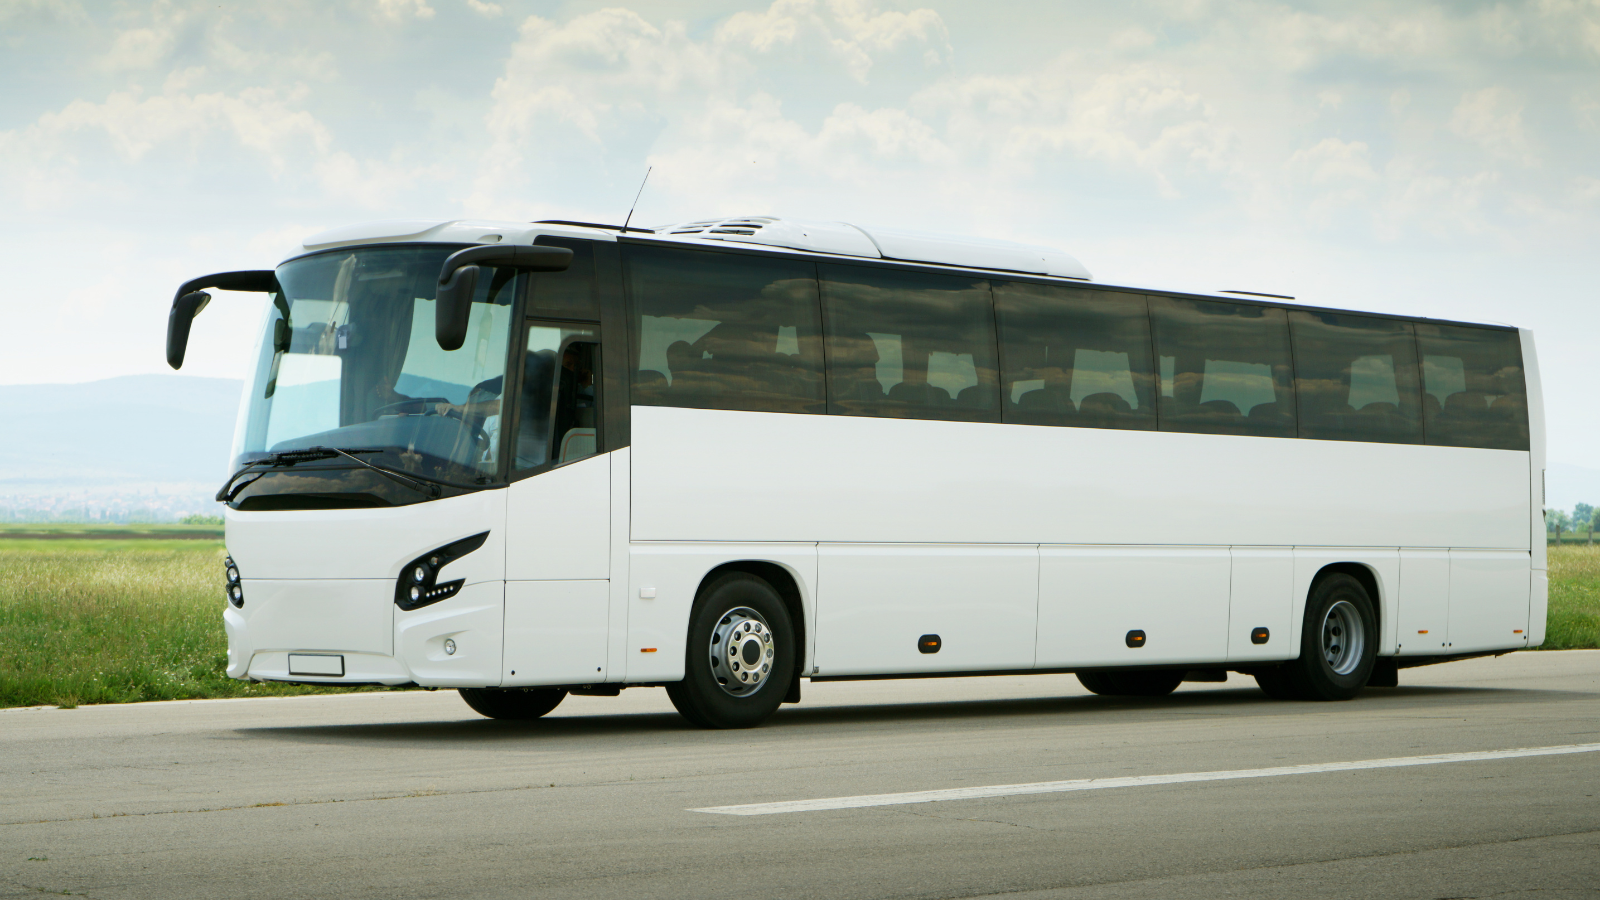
[167,215,1547,728]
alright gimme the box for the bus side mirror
[436,244,573,351]
[166,270,277,369]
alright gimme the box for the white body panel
[226,579,394,673]
[814,543,1038,675]
[1227,548,1297,662]
[1396,550,1452,655]
[228,491,507,581]
[630,407,1529,549]
[1036,545,1231,668]
[503,580,609,686]
[1448,549,1532,653]
[395,581,504,687]
[505,454,610,581]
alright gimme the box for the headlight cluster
[394,532,489,612]
[224,555,244,608]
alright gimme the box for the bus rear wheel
[1076,670,1184,697]
[458,687,567,720]
[667,572,795,729]
[1259,573,1377,701]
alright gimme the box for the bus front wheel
[458,687,567,720]
[667,572,795,729]
[1256,573,1377,701]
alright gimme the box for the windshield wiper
[215,447,441,502]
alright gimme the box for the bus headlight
[394,532,490,611]
[224,555,244,608]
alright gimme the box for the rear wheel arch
[1309,562,1383,645]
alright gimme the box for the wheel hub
[1321,599,1366,676]
[709,607,775,696]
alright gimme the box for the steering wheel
[373,397,451,417]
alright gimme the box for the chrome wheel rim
[708,607,775,697]
[1321,599,1365,676]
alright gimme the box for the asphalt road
[5,652,1600,900]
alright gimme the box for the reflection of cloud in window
[776,324,799,355]
[1199,360,1276,410]
[639,314,720,378]
[1422,355,1466,402]
[1069,349,1139,408]
[1348,354,1400,407]
[867,332,904,391]
[927,351,977,399]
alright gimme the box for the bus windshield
[233,246,516,486]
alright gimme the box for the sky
[1,0,1596,467]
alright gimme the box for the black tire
[1076,670,1184,697]
[1252,668,1300,700]
[458,687,567,720]
[1271,573,1378,701]
[666,573,795,729]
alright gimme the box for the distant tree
[1548,509,1571,537]
[1580,503,1598,544]
[180,513,224,526]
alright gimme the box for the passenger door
[502,316,612,686]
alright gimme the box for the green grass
[1545,544,1600,650]
[0,523,224,539]
[0,537,389,709]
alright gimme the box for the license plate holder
[288,653,345,677]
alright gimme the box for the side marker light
[640,647,657,653]
[1250,627,1270,645]
[1125,630,1146,648]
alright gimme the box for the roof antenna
[622,166,652,233]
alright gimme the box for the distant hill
[0,375,241,520]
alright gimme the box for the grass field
[0,537,388,709]
[2,536,1598,710]
[1546,544,1600,650]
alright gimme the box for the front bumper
[225,579,504,688]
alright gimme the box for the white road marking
[689,742,1600,816]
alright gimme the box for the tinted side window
[820,265,999,422]
[1289,311,1422,444]
[529,238,599,320]
[1416,324,1528,451]
[994,283,1156,430]
[1150,297,1296,438]
[625,245,824,414]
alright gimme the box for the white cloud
[373,0,435,20]
[0,0,86,25]
[465,0,502,16]
[719,0,950,81]
[1450,86,1536,164]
